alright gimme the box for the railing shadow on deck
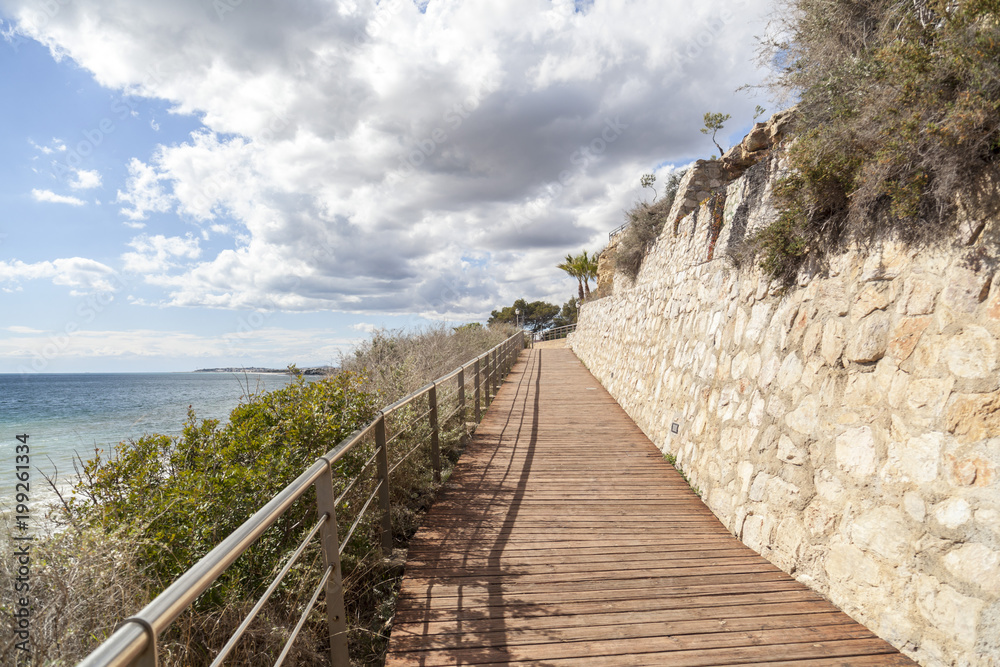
[392,350,545,666]
[76,331,526,667]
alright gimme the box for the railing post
[429,383,441,484]
[487,350,493,400]
[315,465,350,665]
[457,368,466,422]
[374,413,392,556]
[491,349,499,397]
[474,357,481,422]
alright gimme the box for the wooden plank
[384,349,916,666]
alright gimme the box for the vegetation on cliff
[614,170,685,280]
[756,0,1000,280]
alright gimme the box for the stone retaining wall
[571,154,1000,666]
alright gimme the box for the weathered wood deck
[385,348,915,666]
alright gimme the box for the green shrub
[74,372,379,606]
[756,0,1000,279]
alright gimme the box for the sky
[0,0,775,373]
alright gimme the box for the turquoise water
[0,372,311,511]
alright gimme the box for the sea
[0,372,313,517]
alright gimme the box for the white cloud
[350,322,377,333]
[8,0,774,317]
[68,168,103,190]
[116,157,173,221]
[122,234,201,273]
[0,327,356,365]
[31,189,86,206]
[6,325,46,334]
[0,257,120,294]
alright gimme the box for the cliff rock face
[597,109,794,293]
[571,143,1000,666]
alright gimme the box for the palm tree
[558,253,585,302]
[576,250,599,299]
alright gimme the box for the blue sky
[0,0,772,372]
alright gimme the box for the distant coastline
[193,366,336,375]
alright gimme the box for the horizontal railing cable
[273,565,334,667]
[339,484,382,557]
[209,513,330,667]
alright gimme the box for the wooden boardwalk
[385,349,915,667]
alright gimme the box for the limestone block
[850,506,913,561]
[845,311,891,364]
[887,316,932,362]
[851,282,896,322]
[975,508,1000,538]
[767,393,789,420]
[817,279,850,316]
[757,356,781,390]
[738,460,755,499]
[776,352,804,390]
[906,377,955,425]
[942,326,998,379]
[934,497,973,529]
[946,392,1000,444]
[800,358,825,390]
[804,500,837,536]
[916,576,984,649]
[745,303,774,345]
[734,306,749,345]
[749,473,769,502]
[910,332,941,370]
[774,516,808,570]
[708,488,733,520]
[742,514,770,551]
[843,372,882,409]
[884,432,944,485]
[731,351,749,379]
[777,434,807,465]
[826,542,881,587]
[943,542,1000,594]
[903,492,926,522]
[766,475,801,507]
[802,321,824,357]
[821,318,846,366]
[836,426,879,478]
[941,264,992,314]
[898,276,939,316]
[815,469,845,503]
[747,392,766,428]
[786,394,821,435]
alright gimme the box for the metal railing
[77,330,525,667]
[609,222,628,242]
[536,323,577,342]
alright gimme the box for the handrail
[536,323,577,341]
[77,329,525,667]
[609,222,628,241]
